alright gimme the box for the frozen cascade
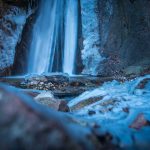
[28,0,78,75]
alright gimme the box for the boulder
[34,91,70,112]
[136,78,150,90]
[0,83,116,150]
[69,96,103,112]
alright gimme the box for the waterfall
[28,0,78,75]
[63,0,78,75]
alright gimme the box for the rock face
[0,0,150,77]
[74,0,150,76]
[0,1,27,76]
[0,0,35,75]
[12,10,38,75]
[97,0,150,76]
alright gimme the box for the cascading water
[28,0,78,75]
[63,0,78,75]
[28,0,63,74]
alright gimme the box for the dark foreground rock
[0,83,117,150]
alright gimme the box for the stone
[129,113,150,130]
[34,91,69,112]
[122,107,129,113]
[44,73,69,84]
[88,110,96,116]
[58,100,70,112]
[70,96,103,111]
[136,78,150,90]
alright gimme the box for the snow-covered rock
[80,0,104,75]
[0,2,32,74]
[69,75,150,147]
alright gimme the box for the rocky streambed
[0,73,150,149]
[0,73,128,98]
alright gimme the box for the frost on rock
[80,0,104,75]
[0,5,27,71]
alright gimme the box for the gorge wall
[97,0,150,76]
[0,0,150,77]
[0,0,26,76]
[0,0,38,76]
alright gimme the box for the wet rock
[35,91,54,99]
[0,74,131,99]
[25,75,48,83]
[129,113,150,130]
[136,78,150,89]
[88,110,96,116]
[69,76,107,87]
[58,100,70,112]
[22,74,70,91]
[100,99,116,107]
[99,108,111,114]
[34,91,69,112]
[70,96,103,111]
[122,107,129,113]
[44,73,69,83]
